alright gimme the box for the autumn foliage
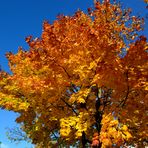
[0,1,148,147]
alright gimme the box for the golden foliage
[100,114,132,147]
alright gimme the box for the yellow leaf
[121,125,128,131]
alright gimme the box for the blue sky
[0,0,147,148]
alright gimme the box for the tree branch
[120,70,130,107]
[60,97,78,116]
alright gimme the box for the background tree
[0,1,147,147]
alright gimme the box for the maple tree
[144,0,148,4]
[0,1,148,147]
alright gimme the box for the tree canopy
[0,1,148,147]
